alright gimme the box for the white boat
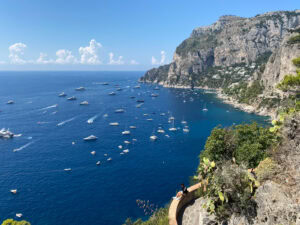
[134,85,141,89]
[109,122,119,126]
[183,128,190,133]
[64,168,72,171]
[10,189,17,194]
[104,153,108,156]
[154,87,160,90]
[96,161,101,165]
[160,113,166,116]
[147,118,153,121]
[123,149,129,153]
[124,140,130,144]
[109,92,116,96]
[151,93,159,97]
[150,135,158,141]
[143,113,148,116]
[6,100,14,104]
[169,116,175,120]
[122,130,130,135]
[116,88,122,91]
[107,157,112,161]
[58,92,67,97]
[181,120,187,124]
[75,87,85,91]
[136,103,143,108]
[115,109,125,113]
[169,120,177,132]
[129,126,136,129]
[202,103,208,111]
[16,213,23,218]
[67,96,76,101]
[83,135,98,141]
[91,151,96,155]
[118,145,123,149]
[132,139,137,142]
[157,129,165,133]
[0,128,14,139]
[80,101,89,105]
[103,114,108,117]
[165,134,170,138]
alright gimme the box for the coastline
[143,80,275,120]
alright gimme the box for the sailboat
[169,119,177,131]
[202,103,208,111]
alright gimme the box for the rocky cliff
[141,10,300,88]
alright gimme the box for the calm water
[0,71,268,225]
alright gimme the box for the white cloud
[130,59,139,65]
[151,50,166,65]
[79,39,102,64]
[160,51,166,64]
[36,53,53,64]
[9,43,27,64]
[108,52,124,65]
[55,49,77,64]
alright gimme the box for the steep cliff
[140,10,300,89]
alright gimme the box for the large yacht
[0,128,14,139]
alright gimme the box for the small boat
[67,96,76,101]
[136,103,143,108]
[116,88,122,91]
[202,103,208,111]
[16,213,23,218]
[129,126,136,129]
[109,92,116,96]
[160,113,166,116]
[181,120,187,124]
[183,128,190,133]
[124,140,130,144]
[75,87,85,91]
[115,109,125,113]
[154,87,160,90]
[91,151,96,155]
[80,101,89,105]
[118,145,123,149]
[123,149,129,153]
[130,96,136,99]
[103,114,108,117]
[122,130,130,135]
[102,82,109,85]
[165,134,170,138]
[151,93,159,97]
[10,189,17,194]
[109,122,119,126]
[134,85,141,89]
[6,100,14,104]
[107,157,112,161]
[104,154,108,156]
[83,135,98,141]
[150,135,158,141]
[64,168,72,171]
[136,99,144,103]
[157,129,165,133]
[169,127,177,131]
[143,113,148,116]
[0,128,14,139]
[147,118,153,121]
[96,161,101,165]
[72,142,75,145]
[132,139,137,142]
[169,116,175,120]
[58,92,67,97]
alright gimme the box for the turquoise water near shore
[0,71,268,225]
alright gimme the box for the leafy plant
[1,219,30,225]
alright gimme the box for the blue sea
[0,71,268,225]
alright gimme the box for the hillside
[140,10,300,118]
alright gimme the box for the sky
[0,0,298,71]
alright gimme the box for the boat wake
[14,134,22,137]
[39,104,58,111]
[87,115,98,124]
[57,117,76,126]
[13,141,34,152]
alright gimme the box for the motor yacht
[83,135,98,141]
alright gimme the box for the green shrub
[255,157,279,182]
[200,123,276,168]
[292,57,300,67]
[124,207,169,225]
[287,34,300,44]
[1,219,30,225]
[276,71,300,91]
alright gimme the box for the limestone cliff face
[261,31,300,91]
[140,10,300,87]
